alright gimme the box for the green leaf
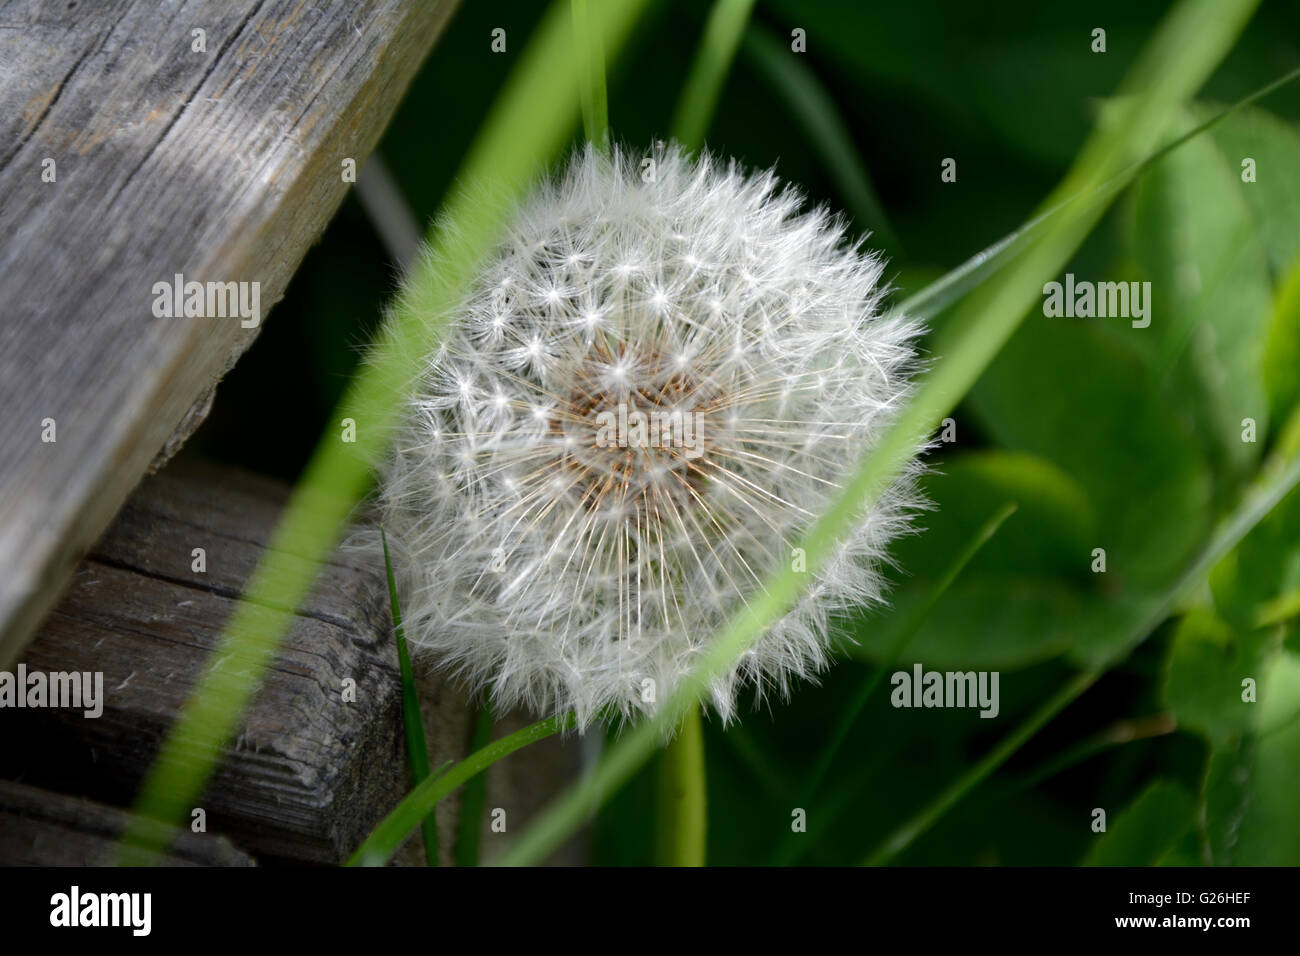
[1198,734,1254,865]
[1192,483,1300,864]
[1263,256,1300,427]
[965,32,1136,168]
[864,447,1300,866]
[857,578,1107,671]
[348,713,575,866]
[1234,650,1300,864]
[1162,608,1267,739]
[1125,106,1273,481]
[909,451,1095,577]
[844,451,1099,669]
[968,317,1213,592]
[898,73,1300,327]
[1202,105,1300,279]
[454,702,494,867]
[572,0,610,152]
[1210,477,1300,638]
[807,502,1018,800]
[1081,781,1196,866]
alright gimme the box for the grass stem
[572,0,609,152]
[382,528,438,865]
[670,0,757,151]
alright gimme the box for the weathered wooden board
[0,459,471,864]
[0,779,254,866]
[0,0,459,669]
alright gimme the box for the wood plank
[0,459,471,864]
[0,780,254,866]
[0,0,460,669]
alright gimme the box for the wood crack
[0,41,94,169]
[105,0,269,210]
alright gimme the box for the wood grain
[0,0,459,669]
[0,459,470,864]
[0,779,254,866]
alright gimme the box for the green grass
[382,528,437,865]
[862,429,1300,864]
[454,702,495,867]
[741,22,901,253]
[806,502,1019,797]
[348,713,575,866]
[671,0,757,150]
[572,0,609,151]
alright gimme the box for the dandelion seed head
[379,144,925,730]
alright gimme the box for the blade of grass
[348,713,575,866]
[496,0,1262,867]
[901,64,1300,323]
[1000,713,1178,797]
[572,0,609,152]
[862,668,1100,867]
[382,527,437,865]
[670,0,757,150]
[116,0,651,863]
[740,22,902,253]
[861,446,1300,865]
[454,702,494,867]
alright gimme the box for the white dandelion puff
[378,144,926,730]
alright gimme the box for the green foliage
[740,22,900,252]
[1126,111,1273,485]
[1234,651,1300,864]
[1174,476,1300,864]
[969,318,1213,592]
[1199,736,1254,865]
[845,451,1097,669]
[670,0,756,150]
[1163,608,1263,739]
[1082,781,1195,866]
[1202,106,1300,278]
[383,529,438,865]
[1264,258,1300,426]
